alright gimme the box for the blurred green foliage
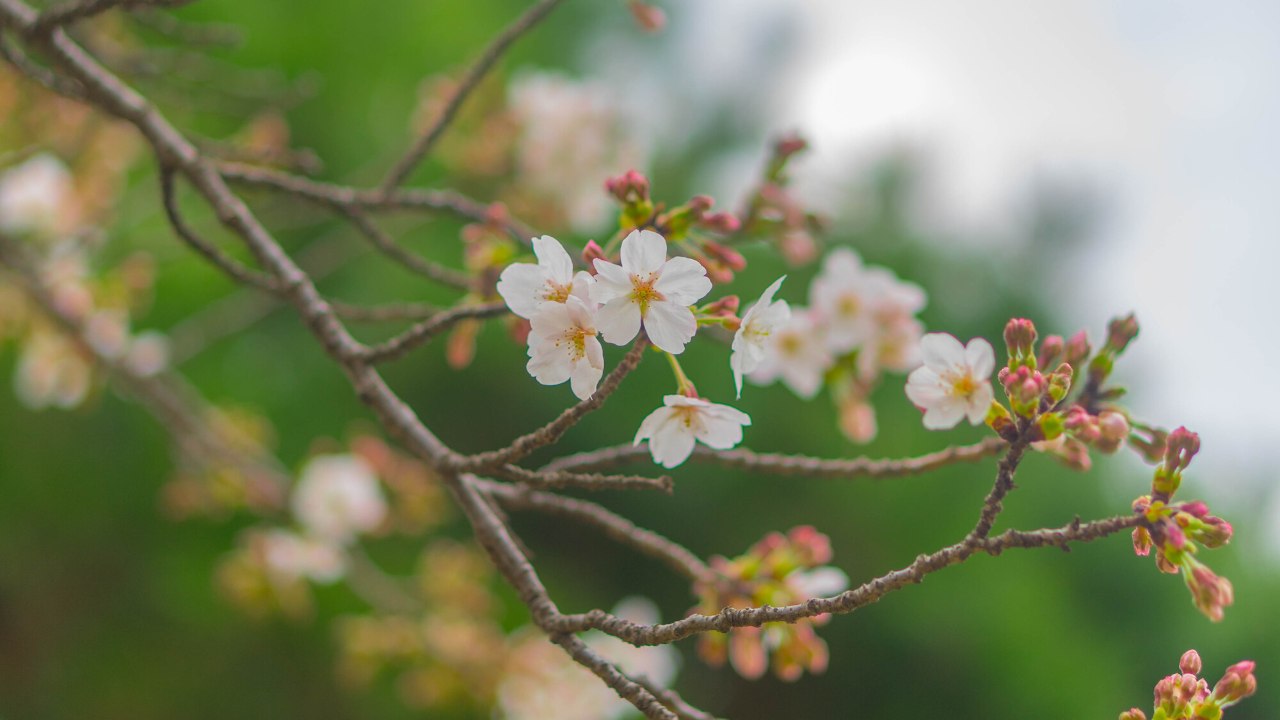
[0,1,1274,718]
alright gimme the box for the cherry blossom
[259,529,346,584]
[526,294,604,400]
[634,394,751,468]
[591,229,712,354]
[0,153,72,237]
[497,597,678,720]
[808,247,875,353]
[904,333,996,430]
[496,235,594,320]
[291,454,388,545]
[14,327,92,410]
[748,309,833,399]
[730,275,790,398]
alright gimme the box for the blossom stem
[663,350,696,395]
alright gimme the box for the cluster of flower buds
[1130,428,1236,621]
[1088,313,1139,390]
[605,169,655,231]
[1120,650,1256,720]
[980,318,1074,444]
[693,526,849,682]
[741,133,825,265]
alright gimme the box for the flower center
[779,333,803,356]
[629,273,665,314]
[543,281,571,304]
[836,294,860,318]
[949,374,977,398]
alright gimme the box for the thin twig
[478,478,713,584]
[377,0,565,193]
[357,301,508,363]
[543,437,1007,478]
[33,0,195,31]
[632,677,724,720]
[336,204,473,290]
[490,464,673,494]
[550,633,679,720]
[454,339,648,470]
[218,161,537,243]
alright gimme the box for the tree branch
[357,301,507,364]
[377,0,565,193]
[453,338,648,471]
[543,436,1007,478]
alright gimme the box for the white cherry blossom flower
[0,153,72,237]
[904,333,996,430]
[526,295,604,400]
[260,529,346,584]
[14,327,91,410]
[496,235,594,319]
[748,309,833,399]
[787,566,850,599]
[590,229,711,354]
[730,276,790,398]
[291,455,387,545]
[808,247,874,353]
[497,597,677,720]
[634,395,751,468]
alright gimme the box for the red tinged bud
[627,0,666,32]
[700,211,742,234]
[1212,660,1257,705]
[1038,334,1065,369]
[1181,649,1203,675]
[1064,329,1092,366]
[1003,317,1038,364]
[774,133,808,159]
[1106,313,1140,354]
[605,169,650,203]
[1132,526,1152,557]
[702,241,747,271]
[1163,426,1201,474]
[581,240,606,272]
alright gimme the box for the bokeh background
[1,0,1277,717]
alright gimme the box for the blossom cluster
[1119,650,1256,720]
[0,153,168,410]
[498,598,679,720]
[693,526,849,681]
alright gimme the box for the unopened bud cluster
[693,526,849,682]
[1131,428,1235,621]
[1120,650,1256,720]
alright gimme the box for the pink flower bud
[1118,708,1147,720]
[700,211,742,234]
[688,194,714,213]
[1180,501,1210,518]
[703,295,740,316]
[1212,660,1257,705]
[1094,411,1130,454]
[581,240,606,272]
[1163,427,1201,474]
[838,395,878,444]
[774,133,808,159]
[702,241,747,271]
[1186,562,1234,622]
[1196,516,1233,549]
[1064,329,1092,366]
[1038,334,1065,368]
[787,525,833,566]
[728,627,768,680]
[605,169,650,203]
[1003,317,1038,362]
[627,0,666,32]
[1106,313,1140,354]
[1180,649,1203,675]
[1132,526,1152,557]
[696,256,735,284]
[779,229,818,266]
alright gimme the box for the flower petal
[965,338,995,379]
[569,356,603,400]
[919,333,966,371]
[620,229,667,274]
[922,399,966,430]
[965,381,994,425]
[590,260,632,303]
[643,300,697,354]
[496,263,550,319]
[532,235,574,284]
[596,298,642,346]
[650,413,697,468]
[653,256,712,305]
